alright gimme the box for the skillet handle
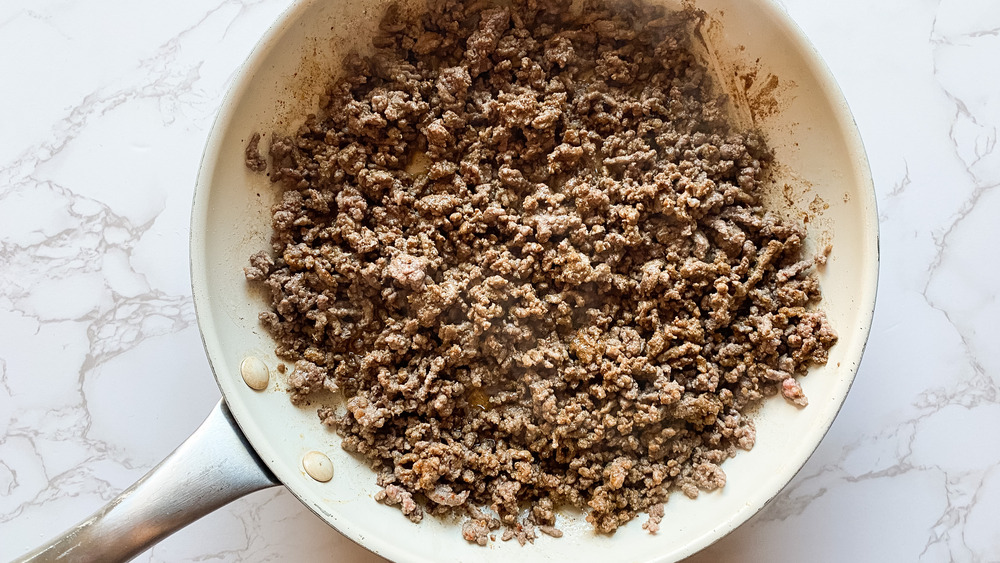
[15,400,280,563]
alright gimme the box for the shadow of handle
[15,400,280,562]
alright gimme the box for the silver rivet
[240,356,269,390]
[302,451,334,482]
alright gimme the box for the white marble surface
[1,0,998,561]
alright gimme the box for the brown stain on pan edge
[692,9,831,249]
[692,10,797,130]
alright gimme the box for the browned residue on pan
[741,68,787,122]
[692,9,830,249]
[693,13,796,128]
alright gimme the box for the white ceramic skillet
[18,0,878,561]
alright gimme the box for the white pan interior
[190,0,878,561]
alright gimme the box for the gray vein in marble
[878,162,911,223]
[0,0,279,202]
[886,161,911,199]
[943,96,996,181]
[0,0,274,534]
[0,357,11,398]
[752,423,910,523]
[0,13,19,34]
[941,26,1000,40]
[0,197,191,521]
[918,470,988,562]
[909,6,1000,559]
[0,1,271,199]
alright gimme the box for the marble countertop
[2,0,997,561]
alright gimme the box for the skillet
[18,0,878,560]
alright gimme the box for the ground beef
[244,132,267,172]
[642,502,665,534]
[245,0,837,543]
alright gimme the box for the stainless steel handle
[15,400,280,563]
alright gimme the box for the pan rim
[189,0,879,560]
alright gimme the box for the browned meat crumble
[245,0,837,543]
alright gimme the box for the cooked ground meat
[245,132,267,172]
[245,0,837,542]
